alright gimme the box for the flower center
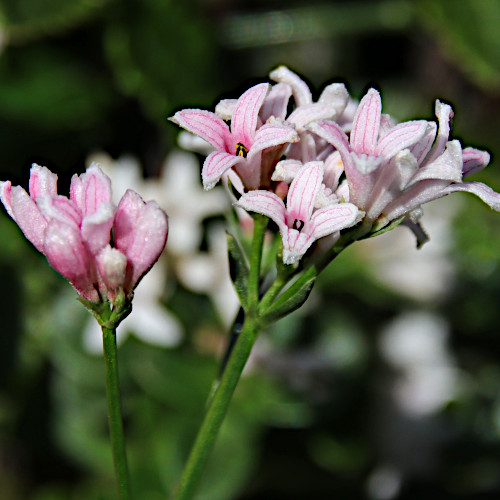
[235,143,248,158]
[292,219,305,231]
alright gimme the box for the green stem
[102,326,131,500]
[247,214,268,311]
[172,315,260,500]
[173,214,268,500]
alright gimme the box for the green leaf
[226,231,249,308]
[363,216,405,239]
[260,274,316,326]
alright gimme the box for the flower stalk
[102,326,132,500]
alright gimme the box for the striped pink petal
[69,163,113,217]
[29,164,58,199]
[235,190,287,230]
[350,88,381,155]
[9,186,48,252]
[287,161,323,224]
[462,147,490,177]
[250,122,299,157]
[231,83,269,146]
[310,203,360,239]
[171,109,229,151]
[202,151,243,190]
[375,120,428,159]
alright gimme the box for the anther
[293,219,305,231]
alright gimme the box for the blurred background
[1,0,500,498]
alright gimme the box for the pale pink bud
[96,246,127,298]
[43,219,98,302]
[70,163,113,217]
[114,190,168,293]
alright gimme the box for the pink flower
[309,92,500,236]
[309,88,429,217]
[236,162,361,264]
[171,83,299,190]
[1,163,168,304]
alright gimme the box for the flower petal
[235,190,286,229]
[231,83,269,146]
[269,66,312,106]
[43,219,97,301]
[260,83,292,122]
[249,122,299,156]
[287,161,323,223]
[0,181,13,218]
[462,147,490,177]
[171,109,229,151]
[408,140,463,186]
[69,163,113,217]
[114,190,169,292]
[350,88,381,155]
[444,181,500,211]
[202,151,243,190]
[375,120,429,159]
[288,102,342,131]
[271,159,303,182]
[96,245,127,292]
[308,120,354,171]
[282,228,314,264]
[424,100,454,164]
[29,164,58,199]
[310,202,360,239]
[81,202,115,255]
[9,186,48,252]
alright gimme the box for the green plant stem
[172,214,268,500]
[172,314,260,500]
[102,326,131,500]
[247,214,268,310]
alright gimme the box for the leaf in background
[1,0,108,43]
[0,46,113,130]
[103,0,217,121]
[418,0,500,93]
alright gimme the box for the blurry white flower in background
[176,224,239,328]
[356,197,461,302]
[379,310,458,417]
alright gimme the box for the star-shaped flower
[236,161,361,264]
[171,83,298,190]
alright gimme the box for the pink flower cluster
[0,163,168,304]
[172,66,500,264]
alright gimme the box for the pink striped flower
[1,163,168,305]
[310,94,500,231]
[170,83,299,191]
[236,162,361,264]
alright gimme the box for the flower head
[1,163,168,312]
[236,162,361,264]
[170,83,299,190]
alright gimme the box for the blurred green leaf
[1,0,108,43]
[0,46,113,130]
[418,0,500,92]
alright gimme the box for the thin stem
[172,315,260,500]
[102,326,131,500]
[173,214,268,500]
[247,214,268,311]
